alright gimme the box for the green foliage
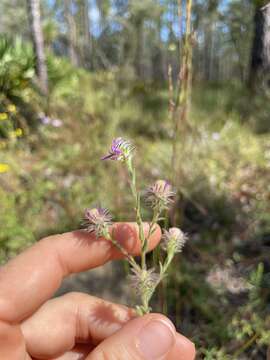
[0,36,35,98]
[225,264,270,358]
[129,0,162,19]
[0,35,41,131]
[0,67,269,357]
[46,54,78,96]
[201,348,231,360]
[1,0,270,356]
[0,188,34,262]
[0,99,23,140]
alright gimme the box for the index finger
[0,222,161,324]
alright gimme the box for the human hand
[0,223,195,359]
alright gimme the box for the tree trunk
[82,0,92,69]
[27,0,48,95]
[135,20,144,78]
[64,0,78,66]
[249,2,270,88]
[178,0,183,54]
[152,14,165,82]
[134,19,144,79]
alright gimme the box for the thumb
[87,313,176,360]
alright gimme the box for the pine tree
[27,0,48,95]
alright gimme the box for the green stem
[124,157,167,315]
[160,254,174,278]
[125,157,146,269]
[147,207,160,240]
[232,333,259,359]
[143,252,175,311]
[103,229,140,272]
[143,206,161,274]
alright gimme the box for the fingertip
[136,314,176,359]
[142,313,176,334]
[89,312,176,360]
[169,333,196,360]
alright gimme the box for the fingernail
[137,319,175,359]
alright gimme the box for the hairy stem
[103,228,140,272]
[126,157,146,269]
[143,251,175,311]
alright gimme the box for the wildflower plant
[0,101,22,142]
[84,137,187,315]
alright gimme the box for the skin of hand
[0,222,196,360]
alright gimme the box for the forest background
[0,0,270,358]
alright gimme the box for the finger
[0,321,31,360]
[0,222,161,323]
[86,313,177,360]
[49,345,93,360]
[21,292,135,359]
[50,333,196,360]
[168,333,196,360]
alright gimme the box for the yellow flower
[0,113,8,121]
[9,128,23,138]
[15,128,23,137]
[0,163,10,173]
[7,104,16,113]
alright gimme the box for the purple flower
[162,227,187,254]
[102,137,134,161]
[39,114,63,128]
[84,207,112,237]
[145,180,175,210]
[40,115,51,125]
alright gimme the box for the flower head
[84,207,112,237]
[129,268,160,299]
[101,137,134,161]
[145,180,175,210]
[162,227,187,254]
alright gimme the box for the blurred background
[0,0,270,358]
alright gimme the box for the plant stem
[150,252,175,303]
[126,157,146,269]
[160,253,174,279]
[124,157,174,315]
[232,333,259,359]
[103,229,140,272]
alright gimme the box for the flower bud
[145,180,175,210]
[129,268,160,300]
[162,227,187,254]
[84,207,112,237]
